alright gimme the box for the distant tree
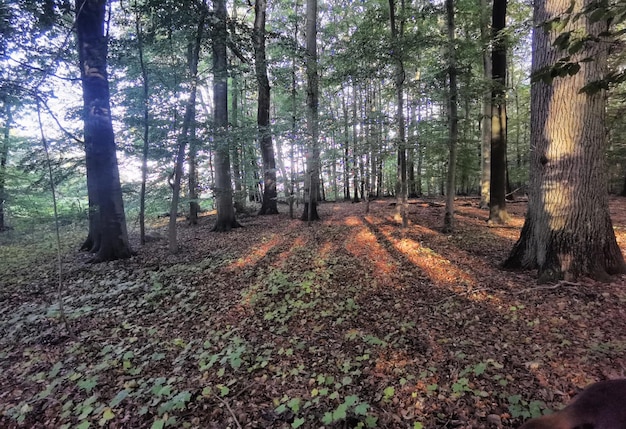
[488,0,509,225]
[504,0,626,281]
[479,0,491,209]
[212,0,241,231]
[76,0,132,261]
[254,0,278,215]
[301,0,320,222]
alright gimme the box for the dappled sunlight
[226,234,283,270]
[393,237,476,287]
[345,226,398,277]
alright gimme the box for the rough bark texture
[76,0,132,261]
[301,0,320,222]
[212,0,241,231]
[504,0,626,282]
[254,0,278,215]
[488,0,510,225]
[443,0,458,233]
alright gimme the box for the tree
[301,0,320,222]
[504,0,626,282]
[76,0,132,262]
[389,0,408,228]
[168,0,207,252]
[479,0,491,209]
[0,97,11,231]
[488,0,510,224]
[254,0,278,215]
[442,0,458,233]
[212,0,241,231]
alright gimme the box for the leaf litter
[1,197,626,428]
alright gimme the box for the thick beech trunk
[212,0,241,231]
[76,0,132,261]
[504,0,626,282]
[479,0,491,209]
[488,0,509,224]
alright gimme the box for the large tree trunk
[168,2,206,252]
[443,0,458,233]
[504,0,626,282]
[301,0,320,222]
[0,100,10,232]
[254,0,278,215]
[212,0,241,231]
[76,0,132,262]
[488,0,510,224]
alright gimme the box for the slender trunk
[443,0,458,232]
[389,0,407,227]
[479,0,492,208]
[0,101,10,231]
[134,2,150,245]
[168,3,206,252]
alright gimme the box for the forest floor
[1,197,626,429]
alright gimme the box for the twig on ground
[514,281,582,295]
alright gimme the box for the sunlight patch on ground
[389,234,476,288]
[345,229,397,277]
[226,235,282,270]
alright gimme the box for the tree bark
[301,0,320,222]
[212,0,241,231]
[479,0,492,209]
[443,0,458,233]
[504,0,626,282]
[76,0,132,261]
[389,0,407,228]
[488,0,510,224]
[0,99,10,232]
[254,0,278,215]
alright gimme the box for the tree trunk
[0,100,10,232]
[443,0,458,233]
[504,0,626,282]
[488,0,510,224]
[254,0,278,215]
[76,0,132,262]
[479,0,492,209]
[134,1,150,245]
[301,0,320,222]
[212,0,241,231]
[389,0,407,228]
[168,2,206,252]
